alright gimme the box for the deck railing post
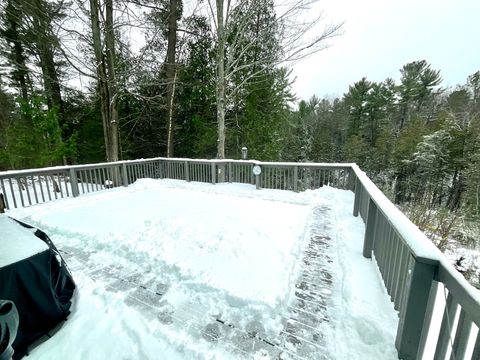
[184,161,190,182]
[363,199,378,258]
[228,162,232,182]
[69,168,80,197]
[121,163,128,187]
[348,167,356,191]
[395,256,438,360]
[293,166,298,192]
[217,163,225,183]
[158,160,164,179]
[211,162,216,185]
[353,177,361,216]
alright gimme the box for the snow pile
[7,180,399,359]
[14,179,310,307]
[0,216,48,267]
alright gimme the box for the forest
[0,0,479,285]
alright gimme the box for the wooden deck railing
[1,158,479,359]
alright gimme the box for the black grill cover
[0,219,75,359]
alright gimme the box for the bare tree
[208,0,342,159]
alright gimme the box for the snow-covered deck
[7,180,399,359]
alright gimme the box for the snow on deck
[0,216,48,267]
[8,180,399,359]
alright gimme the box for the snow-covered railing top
[0,157,479,360]
[351,164,480,359]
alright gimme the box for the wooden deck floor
[33,205,336,359]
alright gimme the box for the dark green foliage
[0,95,75,168]
[174,15,217,159]
[227,68,293,160]
[224,0,293,160]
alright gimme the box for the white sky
[291,0,480,100]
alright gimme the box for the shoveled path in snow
[53,204,334,359]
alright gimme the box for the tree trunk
[165,0,178,158]
[89,0,115,162]
[216,0,226,159]
[105,0,119,162]
[32,0,67,145]
[447,173,465,211]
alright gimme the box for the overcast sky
[291,0,480,101]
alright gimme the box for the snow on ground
[7,179,399,359]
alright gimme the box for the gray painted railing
[0,158,479,359]
[352,164,480,360]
